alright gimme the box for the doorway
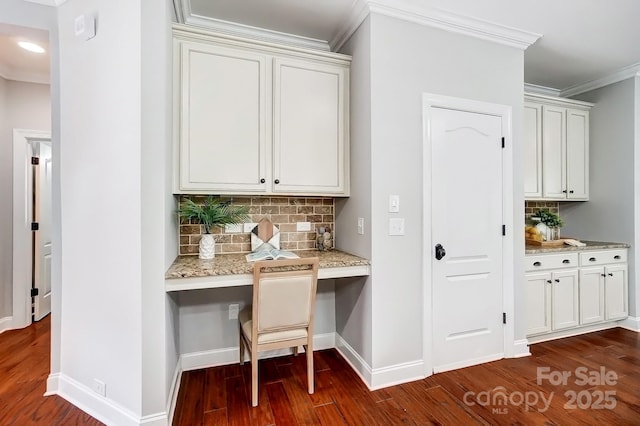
[422,94,515,374]
[12,129,52,329]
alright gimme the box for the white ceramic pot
[199,234,215,259]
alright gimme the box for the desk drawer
[525,253,579,272]
[579,249,627,266]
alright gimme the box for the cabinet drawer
[525,253,579,272]
[579,250,627,266]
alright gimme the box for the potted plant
[532,208,564,241]
[177,196,250,259]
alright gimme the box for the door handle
[435,243,446,260]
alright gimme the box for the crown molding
[173,0,330,51]
[332,0,541,51]
[23,0,67,6]
[524,83,561,98]
[560,62,640,97]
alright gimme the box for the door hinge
[502,225,506,236]
[31,156,40,165]
[31,222,39,231]
[501,137,505,148]
[503,312,507,324]
[31,288,39,297]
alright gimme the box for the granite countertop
[525,240,630,255]
[165,249,370,279]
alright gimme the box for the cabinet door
[524,102,543,198]
[551,269,579,330]
[566,109,589,200]
[525,272,552,336]
[579,267,604,325]
[177,41,268,192]
[541,106,567,199]
[273,57,348,195]
[605,264,628,320]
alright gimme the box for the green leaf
[176,196,250,234]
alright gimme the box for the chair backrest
[252,258,319,334]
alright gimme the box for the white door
[551,269,579,330]
[525,272,552,336]
[431,106,504,373]
[34,142,52,321]
[579,267,605,325]
[541,106,567,199]
[566,109,589,200]
[604,264,628,320]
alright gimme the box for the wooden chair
[239,257,319,407]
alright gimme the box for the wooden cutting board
[526,238,567,247]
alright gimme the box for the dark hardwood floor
[0,316,103,426]
[174,328,640,425]
[2,317,639,425]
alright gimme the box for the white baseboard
[166,359,182,426]
[334,333,425,390]
[512,339,531,358]
[528,322,619,344]
[0,316,13,334]
[334,334,373,387]
[619,316,640,332]
[45,372,167,426]
[181,332,336,372]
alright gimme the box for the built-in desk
[165,250,370,292]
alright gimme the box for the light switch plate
[389,218,405,236]
[389,195,400,213]
[243,223,257,233]
[297,221,311,231]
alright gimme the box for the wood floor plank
[314,403,347,426]
[265,381,298,426]
[226,376,252,426]
[203,408,228,426]
[205,367,227,412]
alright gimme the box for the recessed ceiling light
[18,41,45,54]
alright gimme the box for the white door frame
[12,128,52,330]
[422,93,515,376]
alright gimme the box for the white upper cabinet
[273,57,348,194]
[524,94,592,201]
[173,25,351,196]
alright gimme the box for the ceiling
[3,0,640,92]
[0,22,49,84]
[185,0,640,93]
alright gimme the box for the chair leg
[304,343,314,394]
[292,346,298,356]
[251,355,258,407]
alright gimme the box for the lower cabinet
[526,248,628,339]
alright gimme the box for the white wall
[561,77,637,316]
[56,0,174,422]
[178,281,337,355]
[335,16,374,367]
[339,12,525,377]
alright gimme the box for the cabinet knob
[546,280,552,284]
[274,179,280,184]
[533,261,542,267]
[554,279,560,283]
[589,257,596,262]
[601,274,606,277]
[562,259,570,264]
[614,255,621,260]
[562,190,567,193]
[260,178,266,183]
[569,190,574,194]
[608,273,613,276]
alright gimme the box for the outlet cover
[357,218,364,235]
[243,222,257,233]
[225,223,242,233]
[297,221,311,231]
[389,218,405,236]
[229,303,239,320]
[92,379,106,397]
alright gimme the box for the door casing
[421,94,515,376]
[12,129,52,330]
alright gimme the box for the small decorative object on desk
[316,227,333,251]
[531,209,564,241]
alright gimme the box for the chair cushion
[239,307,308,344]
